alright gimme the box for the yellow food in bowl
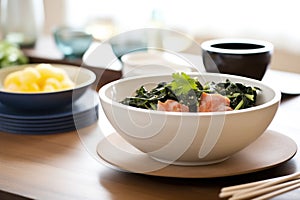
[3,64,75,92]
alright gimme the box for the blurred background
[1,0,300,72]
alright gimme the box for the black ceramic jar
[201,38,273,80]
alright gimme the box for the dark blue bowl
[0,64,96,111]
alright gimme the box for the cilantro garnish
[167,72,198,96]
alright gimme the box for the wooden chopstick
[220,176,282,197]
[251,182,300,200]
[229,179,300,200]
[219,172,300,199]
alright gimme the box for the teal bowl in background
[54,27,93,58]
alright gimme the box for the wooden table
[1,91,300,200]
[1,38,300,200]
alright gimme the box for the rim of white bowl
[201,38,274,55]
[0,64,96,95]
[99,72,281,117]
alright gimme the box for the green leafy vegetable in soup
[120,72,261,112]
[203,79,261,110]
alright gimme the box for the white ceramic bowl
[0,64,96,110]
[121,51,195,77]
[99,73,281,166]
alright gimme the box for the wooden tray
[97,130,297,178]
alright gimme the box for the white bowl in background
[121,51,196,77]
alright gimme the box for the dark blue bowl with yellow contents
[0,64,96,111]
